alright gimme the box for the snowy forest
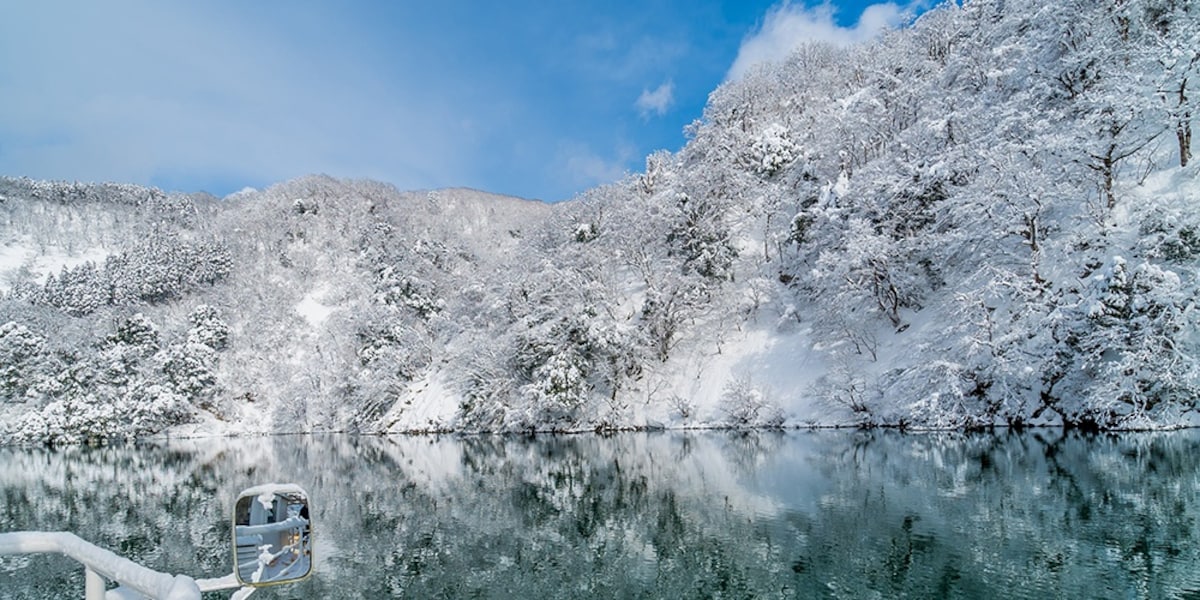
[1,0,1198,444]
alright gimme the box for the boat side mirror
[232,484,313,587]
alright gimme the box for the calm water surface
[3,430,1200,599]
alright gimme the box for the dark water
[3,430,1200,599]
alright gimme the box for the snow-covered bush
[719,376,785,429]
[120,382,191,437]
[519,350,590,429]
[667,192,737,281]
[157,342,218,398]
[572,222,599,243]
[9,236,231,315]
[9,382,187,446]
[453,330,523,432]
[510,316,600,430]
[110,312,161,350]
[187,304,229,350]
[1136,198,1200,263]
[101,235,232,306]
[0,308,233,444]
[885,362,989,430]
[355,319,432,382]
[668,395,695,422]
[0,322,48,401]
[748,124,799,176]
[38,263,107,316]
[810,361,872,424]
[1064,257,1199,428]
[376,266,443,319]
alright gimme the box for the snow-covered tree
[186,304,229,350]
[0,322,50,402]
[1060,257,1199,427]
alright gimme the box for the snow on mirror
[233,483,312,587]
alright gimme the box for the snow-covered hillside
[2,0,1198,443]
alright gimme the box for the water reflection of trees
[804,430,1200,598]
[5,431,1200,598]
[0,444,234,598]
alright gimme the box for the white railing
[0,531,249,600]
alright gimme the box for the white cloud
[635,80,675,118]
[726,1,912,81]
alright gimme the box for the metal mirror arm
[194,573,256,598]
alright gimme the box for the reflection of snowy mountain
[4,432,1200,597]
[3,0,1200,442]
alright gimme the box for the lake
[3,430,1200,599]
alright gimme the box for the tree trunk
[1103,149,1116,209]
[1178,78,1192,168]
[1180,124,1193,167]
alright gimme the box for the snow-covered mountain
[2,0,1198,443]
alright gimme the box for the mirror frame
[231,483,313,588]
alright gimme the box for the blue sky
[0,1,917,201]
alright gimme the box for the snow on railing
[0,531,209,600]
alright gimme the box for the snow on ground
[295,289,335,327]
[1133,163,1199,203]
[0,240,108,294]
[1110,164,1200,253]
[637,314,832,429]
[723,323,830,424]
[165,406,270,438]
[375,307,839,434]
[380,372,461,433]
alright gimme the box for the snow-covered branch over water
[2,0,1199,442]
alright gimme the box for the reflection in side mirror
[233,483,313,587]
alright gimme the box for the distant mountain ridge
[2,0,1199,444]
